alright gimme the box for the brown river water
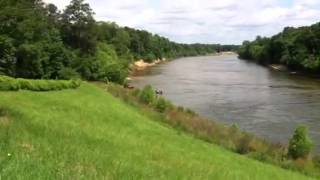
[131,55,320,152]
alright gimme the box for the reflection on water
[131,55,320,152]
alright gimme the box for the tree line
[0,0,238,83]
[238,22,320,73]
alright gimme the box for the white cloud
[43,0,320,44]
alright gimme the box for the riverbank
[132,58,166,71]
[269,64,288,71]
[130,55,320,153]
[267,64,320,77]
[0,82,312,179]
[130,52,237,73]
[105,82,320,178]
[216,51,238,56]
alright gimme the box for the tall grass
[105,83,320,178]
[0,75,81,91]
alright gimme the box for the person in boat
[155,89,163,95]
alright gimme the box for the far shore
[130,51,237,73]
[132,58,166,71]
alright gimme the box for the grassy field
[0,83,314,179]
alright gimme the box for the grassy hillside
[0,83,314,179]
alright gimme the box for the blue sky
[44,0,320,44]
[279,0,293,7]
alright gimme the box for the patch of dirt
[0,116,10,127]
[21,142,35,152]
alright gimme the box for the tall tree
[0,35,16,76]
[61,0,97,54]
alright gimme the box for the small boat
[155,90,163,95]
[124,84,134,89]
[269,64,287,71]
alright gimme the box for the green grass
[0,83,314,179]
[0,75,81,91]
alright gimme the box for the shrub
[92,43,128,84]
[131,89,140,97]
[177,106,184,112]
[0,76,19,91]
[0,75,81,91]
[288,125,313,159]
[155,97,170,113]
[236,134,255,154]
[138,85,156,104]
[228,123,240,140]
[0,107,7,117]
[186,108,197,116]
[58,67,80,80]
[144,53,156,63]
[313,155,320,168]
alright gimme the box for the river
[131,55,320,152]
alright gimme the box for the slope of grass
[0,83,314,179]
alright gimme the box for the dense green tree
[0,0,238,83]
[91,43,127,83]
[0,35,16,76]
[139,85,156,104]
[239,23,320,73]
[16,43,45,78]
[46,3,60,27]
[61,0,97,54]
[111,29,130,56]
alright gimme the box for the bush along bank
[0,75,81,91]
[238,22,320,75]
[104,83,320,178]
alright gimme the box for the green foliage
[238,23,320,73]
[177,106,185,112]
[0,35,16,76]
[314,155,320,168]
[105,83,320,178]
[138,85,156,104]
[186,108,197,116]
[236,134,255,154]
[144,53,156,63]
[58,67,80,80]
[154,96,172,113]
[91,43,127,83]
[0,0,238,83]
[0,75,80,91]
[0,83,311,179]
[0,76,20,91]
[16,43,45,78]
[42,41,76,79]
[288,125,313,159]
[131,88,141,97]
[61,0,97,54]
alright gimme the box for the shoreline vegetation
[104,82,320,178]
[269,64,288,71]
[238,22,320,76]
[130,51,238,73]
[132,58,166,71]
[0,75,81,91]
[0,0,239,84]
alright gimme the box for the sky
[43,0,320,45]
